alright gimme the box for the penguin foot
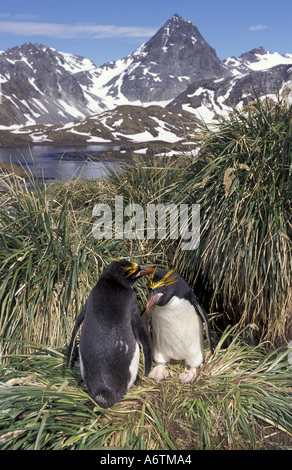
[149,364,169,382]
[179,367,198,384]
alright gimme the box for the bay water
[0,144,122,181]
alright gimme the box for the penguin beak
[146,292,164,311]
[134,267,155,278]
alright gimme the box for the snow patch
[247,51,292,71]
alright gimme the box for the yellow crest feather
[123,262,139,277]
[113,259,138,277]
[149,269,178,290]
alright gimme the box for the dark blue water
[0,144,122,181]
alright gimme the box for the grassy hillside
[6,105,202,146]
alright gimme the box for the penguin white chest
[151,296,204,368]
[127,342,140,390]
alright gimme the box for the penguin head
[107,259,154,286]
[146,269,182,309]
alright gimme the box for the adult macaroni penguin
[66,260,154,408]
[143,269,213,383]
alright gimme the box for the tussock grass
[0,167,166,357]
[0,327,291,450]
[0,173,132,356]
[0,161,28,178]
[173,96,292,345]
[0,96,291,449]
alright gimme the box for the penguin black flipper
[131,306,152,376]
[189,292,214,354]
[66,302,86,368]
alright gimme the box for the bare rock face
[116,14,231,102]
[0,43,92,125]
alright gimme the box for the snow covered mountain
[224,47,292,75]
[0,14,232,128]
[0,14,292,141]
[88,13,231,105]
[0,42,107,127]
[169,63,292,122]
[169,46,292,121]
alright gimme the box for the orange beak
[134,266,155,278]
[146,292,164,311]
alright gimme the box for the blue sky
[0,0,291,66]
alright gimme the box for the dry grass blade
[0,329,291,450]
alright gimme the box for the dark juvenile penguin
[142,269,213,384]
[66,260,154,408]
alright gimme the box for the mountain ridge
[0,14,292,144]
[8,104,201,147]
[168,63,292,122]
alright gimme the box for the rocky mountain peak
[157,13,196,40]
[239,46,268,63]
[115,14,231,102]
[0,41,92,126]
[144,14,201,51]
[169,13,184,22]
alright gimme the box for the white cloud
[0,21,156,39]
[249,25,268,31]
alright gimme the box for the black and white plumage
[66,260,153,408]
[142,269,213,383]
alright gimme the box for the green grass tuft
[0,328,291,450]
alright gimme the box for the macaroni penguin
[66,260,153,407]
[143,269,213,383]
